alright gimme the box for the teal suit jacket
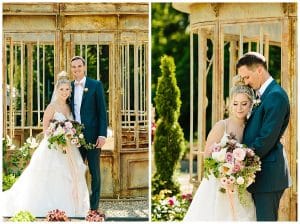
[243,80,291,193]
[71,77,107,144]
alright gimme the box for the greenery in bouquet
[9,211,36,222]
[46,119,94,153]
[46,209,69,221]
[204,133,261,206]
[151,189,192,221]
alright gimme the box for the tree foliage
[152,55,185,195]
[151,3,190,139]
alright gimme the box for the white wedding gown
[0,112,90,217]
[184,132,256,221]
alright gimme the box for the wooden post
[197,28,208,182]
[3,37,7,136]
[279,11,297,221]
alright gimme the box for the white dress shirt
[74,76,86,123]
[258,76,273,96]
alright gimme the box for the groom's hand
[95,136,106,149]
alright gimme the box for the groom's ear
[257,65,264,75]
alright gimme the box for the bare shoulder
[207,120,226,141]
[211,120,226,134]
[44,104,55,116]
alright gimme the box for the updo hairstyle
[230,75,254,102]
[55,71,71,89]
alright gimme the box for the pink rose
[233,148,246,161]
[64,121,73,129]
[232,163,241,173]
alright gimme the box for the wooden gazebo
[3,3,149,198]
[173,3,297,221]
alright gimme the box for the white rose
[54,126,65,135]
[236,176,245,185]
[212,148,227,162]
[220,134,229,147]
[79,134,84,139]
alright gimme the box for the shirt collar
[258,76,273,96]
[75,76,86,85]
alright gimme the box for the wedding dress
[183,124,256,221]
[0,112,90,217]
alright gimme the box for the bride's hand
[95,137,106,149]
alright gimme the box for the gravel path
[99,198,149,220]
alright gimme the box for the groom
[70,56,108,211]
[237,52,291,221]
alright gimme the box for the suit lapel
[248,80,277,119]
[260,80,276,101]
[71,81,75,115]
[81,77,89,107]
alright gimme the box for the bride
[0,71,90,217]
[183,77,256,221]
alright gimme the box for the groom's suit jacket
[71,77,107,144]
[243,80,291,193]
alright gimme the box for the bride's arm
[204,120,225,158]
[43,105,55,133]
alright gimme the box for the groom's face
[238,65,261,90]
[71,59,85,81]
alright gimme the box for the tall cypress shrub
[152,55,185,195]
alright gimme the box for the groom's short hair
[71,56,86,65]
[236,52,267,71]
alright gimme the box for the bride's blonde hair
[50,71,71,103]
[55,71,70,87]
[230,75,254,102]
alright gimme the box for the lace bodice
[53,112,73,122]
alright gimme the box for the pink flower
[64,121,73,129]
[168,197,175,206]
[225,152,234,163]
[220,177,228,186]
[233,148,246,161]
[228,176,235,184]
[210,143,221,152]
[232,160,244,173]
[182,193,193,202]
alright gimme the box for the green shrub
[9,211,36,222]
[2,174,17,191]
[153,55,185,194]
[3,136,38,177]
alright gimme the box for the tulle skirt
[183,175,256,221]
[0,138,90,217]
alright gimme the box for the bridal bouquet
[204,133,261,206]
[46,119,94,153]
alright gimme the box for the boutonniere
[84,88,88,93]
[253,99,261,108]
